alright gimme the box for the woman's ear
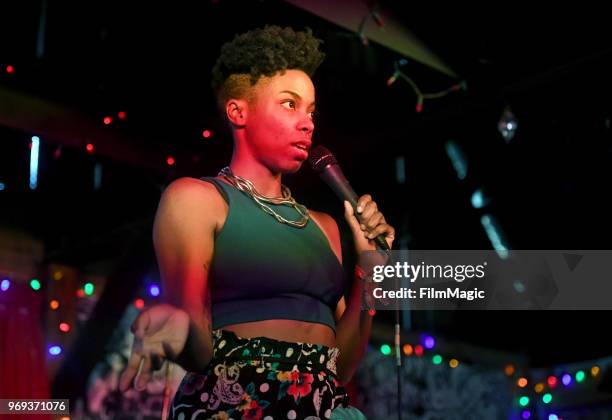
[226,99,248,127]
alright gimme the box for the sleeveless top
[201,177,345,333]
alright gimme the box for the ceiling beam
[284,0,458,78]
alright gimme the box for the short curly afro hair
[211,25,325,114]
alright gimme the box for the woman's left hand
[343,195,395,255]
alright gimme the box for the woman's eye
[282,100,296,109]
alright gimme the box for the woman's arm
[153,177,225,370]
[334,286,373,385]
[313,197,395,385]
[119,177,224,391]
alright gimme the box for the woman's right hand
[119,303,189,391]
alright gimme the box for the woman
[120,25,394,419]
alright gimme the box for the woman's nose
[298,114,314,133]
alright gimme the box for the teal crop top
[201,177,345,333]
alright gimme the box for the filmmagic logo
[371,261,487,283]
[372,287,486,301]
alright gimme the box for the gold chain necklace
[218,166,310,228]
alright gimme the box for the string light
[372,337,608,414]
[149,284,160,297]
[86,143,94,154]
[59,322,70,333]
[1,279,9,291]
[386,60,466,113]
[354,4,384,46]
[370,337,608,407]
[103,116,112,125]
[416,96,424,113]
[202,130,213,139]
[30,279,41,291]
[48,345,62,356]
[53,271,63,281]
[561,373,572,386]
[166,156,175,166]
[402,344,413,356]
[356,14,369,46]
[423,335,435,349]
[509,364,608,415]
[370,10,384,27]
[386,71,399,87]
[134,298,145,309]
[84,282,94,296]
[50,300,60,310]
[117,111,127,120]
[6,65,15,74]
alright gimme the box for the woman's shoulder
[163,176,224,198]
[155,177,228,237]
[160,176,227,212]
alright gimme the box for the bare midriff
[221,319,336,348]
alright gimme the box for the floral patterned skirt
[170,329,350,420]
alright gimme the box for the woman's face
[244,69,316,174]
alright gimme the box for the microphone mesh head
[308,145,337,172]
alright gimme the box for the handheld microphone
[308,145,390,251]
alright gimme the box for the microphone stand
[378,247,402,420]
[352,210,403,419]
